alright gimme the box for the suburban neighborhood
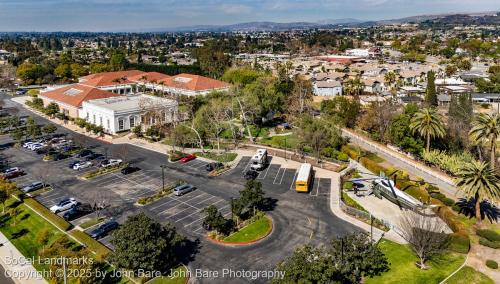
[0,1,499,284]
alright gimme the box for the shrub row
[479,238,500,249]
[447,232,470,254]
[137,181,184,205]
[69,230,112,261]
[23,198,72,231]
[81,163,128,179]
[341,144,361,161]
[477,229,500,242]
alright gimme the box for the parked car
[30,143,46,151]
[21,181,47,193]
[174,184,196,196]
[121,166,140,175]
[205,162,223,172]
[35,147,51,155]
[100,159,122,168]
[179,154,196,163]
[53,153,69,161]
[89,220,119,239]
[62,203,93,221]
[68,160,81,169]
[50,198,79,213]
[244,170,259,180]
[85,153,103,161]
[75,149,93,158]
[73,161,93,170]
[1,167,24,179]
[15,89,27,95]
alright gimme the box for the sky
[0,0,498,32]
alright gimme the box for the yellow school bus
[295,163,312,193]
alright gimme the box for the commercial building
[80,94,178,134]
[39,83,120,117]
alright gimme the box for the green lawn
[259,133,299,149]
[79,216,105,229]
[148,266,189,284]
[444,266,494,284]
[341,191,368,212]
[366,239,465,284]
[194,151,237,163]
[223,216,272,243]
[0,200,64,272]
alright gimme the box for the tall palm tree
[455,160,500,224]
[469,113,500,170]
[384,71,397,90]
[344,77,364,98]
[409,108,446,152]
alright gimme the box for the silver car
[173,184,195,196]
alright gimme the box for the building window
[100,117,103,126]
[130,116,135,128]
[107,119,110,129]
[86,112,89,120]
[118,119,124,131]
[93,115,96,124]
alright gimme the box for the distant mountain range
[157,11,498,32]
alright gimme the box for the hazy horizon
[0,0,498,32]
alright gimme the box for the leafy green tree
[425,71,437,106]
[445,64,458,77]
[193,41,231,78]
[456,161,500,224]
[469,113,500,170]
[343,77,364,98]
[240,180,265,216]
[54,63,72,79]
[109,49,129,71]
[410,108,446,152]
[0,180,16,214]
[10,128,25,144]
[45,102,59,118]
[297,114,344,159]
[388,104,424,154]
[42,123,57,136]
[273,234,389,284]
[70,63,88,78]
[222,68,262,87]
[202,205,227,233]
[15,63,48,85]
[26,117,41,138]
[447,93,473,150]
[109,213,181,275]
[320,97,360,128]
[0,190,8,215]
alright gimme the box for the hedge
[69,230,111,261]
[23,198,72,231]
[486,260,498,269]
[479,238,500,249]
[359,157,386,176]
[477,229,500,242]
[81,163,128,179]
[341,144,361,161]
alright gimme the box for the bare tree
[398,212,448,270]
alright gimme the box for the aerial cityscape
[0,0,499,283]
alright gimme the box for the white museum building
[80,94,178,134]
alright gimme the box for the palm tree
[469,113,500,170]
[384,71,397,90]
[455,160,500,224]
[409,108,446,152]
[344,77,364,98]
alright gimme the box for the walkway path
[341,128,462,199]
[0,233,47,284]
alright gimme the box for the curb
[206,215,274,247]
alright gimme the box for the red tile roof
[79,70,146,87]
[128,72,171,83]
[39,84,120,108]
[158,73,230,91]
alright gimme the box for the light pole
[160,165,167,190]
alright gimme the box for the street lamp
[160,165,167,190]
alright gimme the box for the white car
[23,142,34,148]
[73,161,93,170]
[101,159,123,168]
[29,143,46,150]
[50,198,78,213]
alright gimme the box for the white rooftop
[84,94,177,112]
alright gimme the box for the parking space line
[272,168,282,184]
[289,170,298,191]
[148,198,178,211]
[309,178,320,196]
[277,168,287,185]
[257,164,271,180]
[241,160,252,173]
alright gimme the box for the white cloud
[220,4,252,14]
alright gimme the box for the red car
[179,154,196,163]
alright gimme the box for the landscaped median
[208,214,273,245]
[23,197,72,231]
[147,265,189,284]
[69,229,112,260]
[136,180,185,205]
[80,162,129,180]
